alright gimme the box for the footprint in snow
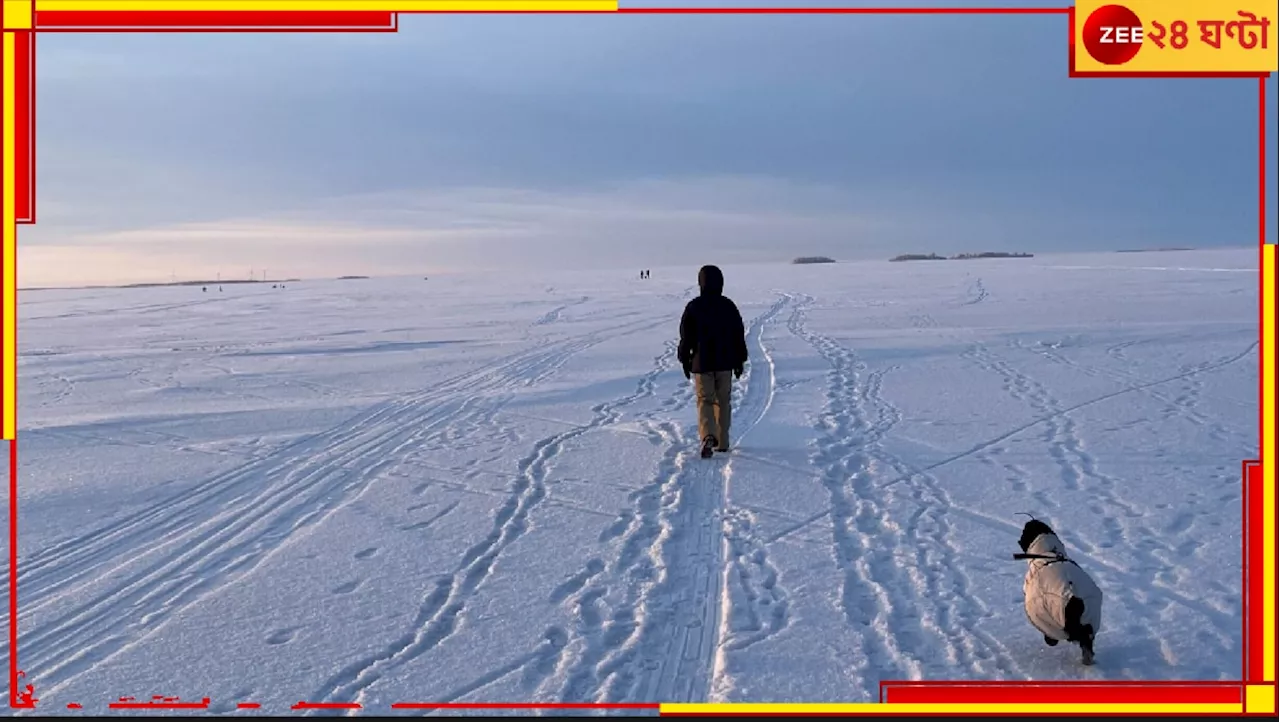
[332,579,364,594]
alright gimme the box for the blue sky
[20,0,1279,286]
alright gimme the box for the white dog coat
[1023,532,1103,641]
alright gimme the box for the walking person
[678,265,748,458]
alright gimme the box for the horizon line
[16,245,1255,293]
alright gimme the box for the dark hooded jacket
[678,265,748,375]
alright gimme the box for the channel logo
[1081,4,1146,65]
[1071,0,1277,75]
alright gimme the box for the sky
[20,0,1280,287]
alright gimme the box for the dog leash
[1013,551,1080,568]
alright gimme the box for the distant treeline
[21,278,303,291]
[952,252,1034,260]
[792,256,837,264]
[890,252,1033,262]
[142,278,302,288]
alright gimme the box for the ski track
[21,293,247,324]
[7,314,672,698]
[784,293,1023,694]
[532,296,590,327]
[764,335,1251,655]
[529,295,790,709]
[856,368,1028,681]
[407,337,688,711]
[706,295,792,700]
[307,317,680,711]
[959,342,1240,673]
[782,293,927,693]
[417,339,673,712]
[541,341,685,709]
[1011,337,1241,448]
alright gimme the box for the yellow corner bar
[659,703,1244,715]
[2,32,13,441]
[34,0,618,11]
[3,0,34,30]
[1246,684,1277,715]
[1264,242,1277,683]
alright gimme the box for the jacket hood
[698,265,724,296]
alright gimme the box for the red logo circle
[1082,4,1145,65]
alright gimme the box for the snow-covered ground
[3,248,1259,712]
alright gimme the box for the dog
[1016,517,1102,665]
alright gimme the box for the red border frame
[13,32,30,225]
[3,5,1275,714]
[33,10,399,30]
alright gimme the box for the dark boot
[701,435,717,458]
[1044,634,1059,646]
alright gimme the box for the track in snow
[9,315,673,699]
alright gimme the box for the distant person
[678,264,748,457]
[202,286,207,292]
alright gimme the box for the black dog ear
[1018,519,1054,553]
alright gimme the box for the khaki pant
[694,371,733,448]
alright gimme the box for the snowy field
[2,247,1259,712]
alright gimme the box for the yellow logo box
[1073,0,1278,74]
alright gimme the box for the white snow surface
[3,248,1258,713]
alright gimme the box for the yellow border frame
[2,29,13,441]
[1,1,1275,716]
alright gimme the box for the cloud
[22,10,1277,288]
[81,222,473,248]
[22,176,909,285]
